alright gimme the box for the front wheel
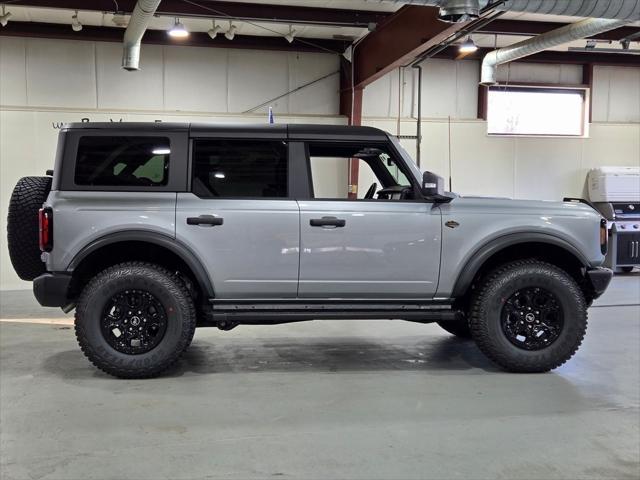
[469,260,587,373]
[75,262,196,378]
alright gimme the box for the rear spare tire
[7,176,52,281]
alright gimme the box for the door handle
[310,216,346,228]
[187,215,224,226]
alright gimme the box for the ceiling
[0,1,638,53]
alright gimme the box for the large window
[192,139,288,198]
[75,136,170,186]
[307,142,414,201]
[487,86,587,137]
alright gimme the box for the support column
[340,57,364,199]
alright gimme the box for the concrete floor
[1,275,639,480]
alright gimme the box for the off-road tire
[437,318,471,338]
[469,260,587,373]
[75,262,196,378]
[7,176,52,281]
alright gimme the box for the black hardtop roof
[62,122,389,140]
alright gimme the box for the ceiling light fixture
[225,22,237,41]
[0,5,12,27]
[168,18,189,38]
[208,20,223,39]
[71,10,82,32]
[284,25,296,44]
[458,36,478,53]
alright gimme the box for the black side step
[204,299,460,325]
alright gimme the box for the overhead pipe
[378,0,640,22]
[480,18,631,85]
[122,0,162,71]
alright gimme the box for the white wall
[0,37,343,290]
[362,59,640,201]
[1,36,639,291]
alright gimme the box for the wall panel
[0,37,27,105]
[96,43,165,111]
[26,39,97,108]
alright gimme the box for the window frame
[485,83,590,138]
[61,130,188,192]
[297,139,424,202]
[189,137,293,200]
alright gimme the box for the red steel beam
[6,0,390,27]
[0,21,348,53]
[352,6,470,89]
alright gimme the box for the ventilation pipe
[480,18,631,85]
[122,0,162,71]
[378,1,640,22]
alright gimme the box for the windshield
[388,135,423,184]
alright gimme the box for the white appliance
[588,167,640,203]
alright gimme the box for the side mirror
[421,171,444,198]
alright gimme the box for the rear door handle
[187,215,224,226]
[310,216,346,228]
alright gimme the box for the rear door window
[192,139,288,198]
[74,136,170,186]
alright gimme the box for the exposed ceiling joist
[352,6,471,89]
[478,20,640,42]
[0,21,349,53]
[4,0,391,27]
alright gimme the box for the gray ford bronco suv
[8,122,612,378]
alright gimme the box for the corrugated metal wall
[0,37,340,115]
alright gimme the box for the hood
[447,195,600,217]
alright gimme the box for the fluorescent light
[152,148,171,155]
[225,24,237,41]
[71,11,82,32]
[214,172,225,179]
[459,36,478,53]
[169,18,189,38]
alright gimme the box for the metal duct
[122,0,162,71]
[498,0,640,20]
[379,0,640,21]
[480,18,631,85]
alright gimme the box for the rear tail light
[38,207,53,252]
[600,218,608,255]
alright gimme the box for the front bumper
[585,267,613,299]
[33,273,72,308]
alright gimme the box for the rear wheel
[75,262,196,378]
[469,260,587,373]
[621,266,635,273]
[7,176,52,280]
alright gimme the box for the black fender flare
[450,232,590,298]
[68,230,215,298]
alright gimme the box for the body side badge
[445,220,460,229]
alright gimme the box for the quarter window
[75,136,170,186]
[192,140,288,198]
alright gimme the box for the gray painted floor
[1,275,639,480]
